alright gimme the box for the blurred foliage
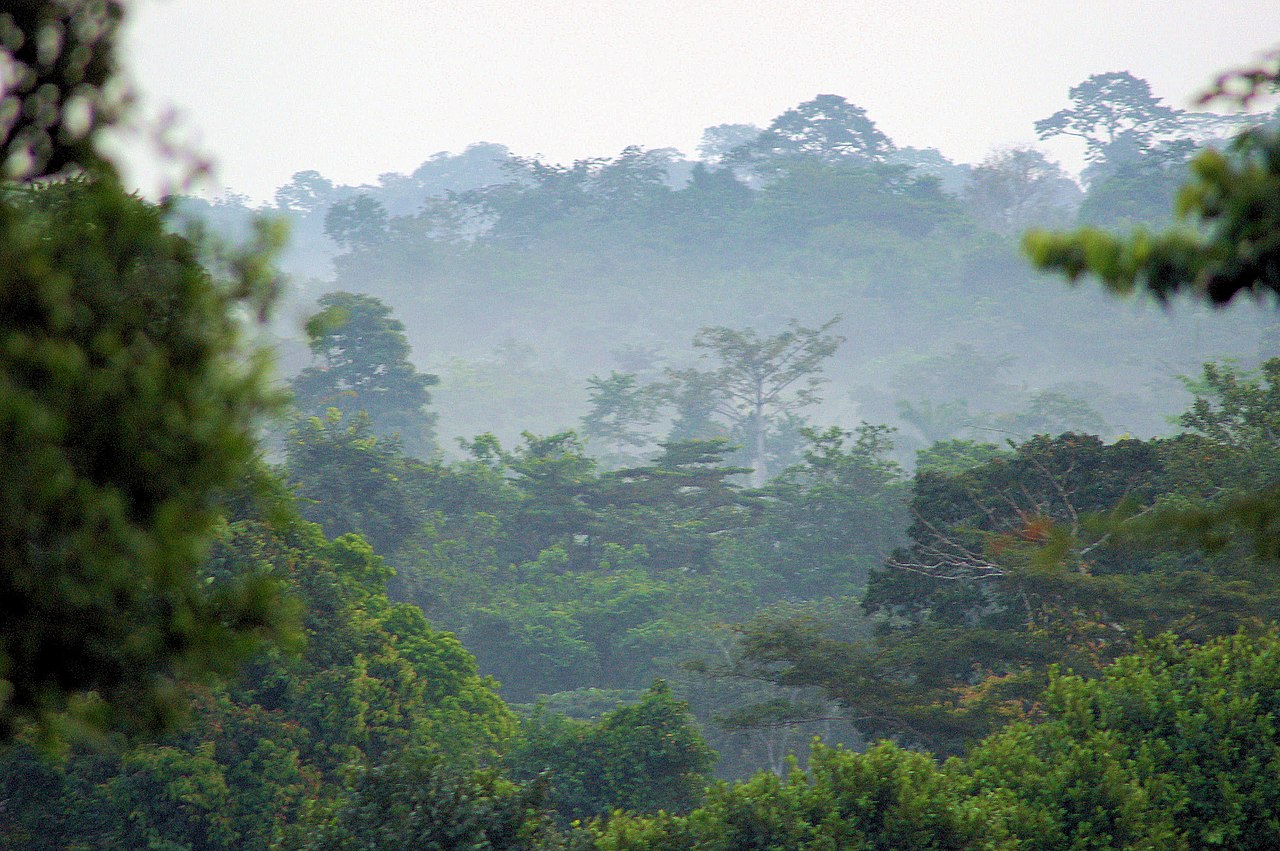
[1026,126,1280,304]
[1026,56,1280,306]
[0,177,293,740]
[0,0,304,744]
[0,1,127,180]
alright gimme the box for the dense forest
[189,75,1276,454]
[5,2,1280,848]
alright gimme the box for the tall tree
[730,94,894,177]
[323,194,389,250]
[681,318,844,485]
[291,292,439,457]
[1034,71,1183,164]
[963,147,1081,233]
[580,371,665,463]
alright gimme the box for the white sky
[118,0,1280,203]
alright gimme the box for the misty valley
[5,5,1280,846]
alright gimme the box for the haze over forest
[10,1,1280,847]
[187,77,1276,466]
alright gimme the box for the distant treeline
[186,78,1275,450]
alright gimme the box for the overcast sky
[118,0,1279,203]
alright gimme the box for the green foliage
[891,345,1108,447]
[737,425,906,598]
[592,632,1280,849]
[581,371,665,463]
[286,410,429,560]
[1024,53,1280,660]
[589,438,759,574]
[962,631,1280,849]
[1177,358,1280,482]
[39,5,1280,848]
[0,2,127,180]
[989,389,1108,438]
[292,291,438,457]
[298,756,559,851]
[0,466,516,848]
[1026,125,1280,305]
[0,178,292,740]
[680,318,844,484]
[1137,358,1280,561]
[915,439,1008,475]
[508,682,716,824]
[729,408,1280,752]
[590,740,984,850]
[697,123,762,163]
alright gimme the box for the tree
[594,633,1280,849]
[729,95,895,177]
[464,146,675,245]
[1028,126,1280,305]
[285,410,428,560]
[961,631,1280,849]
[507,682,716,823]
[963,147,1080,234]
[990,389,1108,439]
[1035,72,1184,164]
[323,194,389,250]
[886,146,972,194]
[744,425,907,599]
[588,739,982,850]
[1076,137,1200,226]
[291,292,439,457]
[1025,55,1280,563]
[300,757,558,851]
[0,176,294,740]
[580,371,665,463]
[724,418,1280,752]
[588,439,758,573]
[679,319,844,485]
[1027,58,1280,306]
[665,367,730,443]
[0,460,521,847]
[273,169,342,215]
[409,142,513,196]
[696,123,762,165]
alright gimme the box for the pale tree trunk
[751,392,767,487]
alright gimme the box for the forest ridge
[4,2,1280,847]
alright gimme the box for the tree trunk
[752,399,767,487]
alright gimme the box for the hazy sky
[119,0,1279,203]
